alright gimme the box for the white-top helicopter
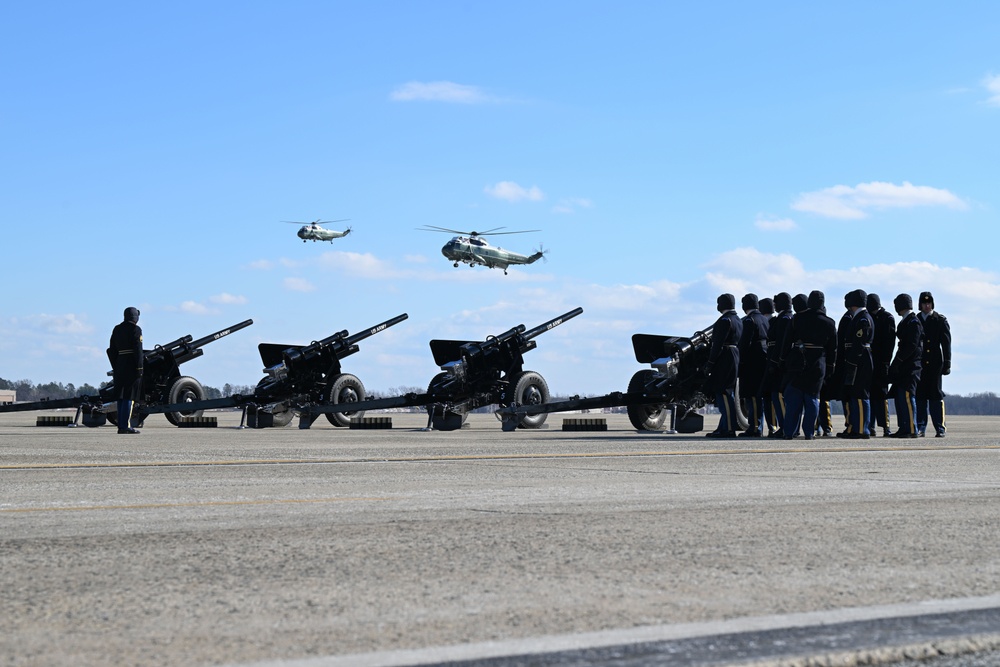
[418,226,545,275]
[283,219,352,242]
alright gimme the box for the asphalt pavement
[2,411,999,666]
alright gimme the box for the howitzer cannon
[0,319,253,426]
[423,307,583,430]
[246,313,409,427]
[495,323,748,433]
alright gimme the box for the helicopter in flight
[418,226,545,275]
[283,219,352,243]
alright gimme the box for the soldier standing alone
[916,291,952,437]
[109,307,144,434]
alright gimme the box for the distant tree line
[0,378,104,403]
[4,377,1000,416]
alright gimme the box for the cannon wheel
[507,371,550,429]
[270,405,295,427]
[325,373,365,427]
[626,369,668,431]
[255,378,295,427]
[164,376,206,425]
[426,372,468,430]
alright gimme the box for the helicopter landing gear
[504,270,508,275]
[454,262,459,267]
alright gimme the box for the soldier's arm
[133,326,144,374]
[941,316,952,373]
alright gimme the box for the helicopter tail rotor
[526,244,547,265]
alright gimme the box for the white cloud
[390,81,492,104]
[553,198,593,214]
[754,214,797,231]
[317,251,400,279]
[23,313,94,335]
[247,259,274,270]
[484,181,544,203]
[791,181,968,219]
[283,277,316,292]
[209,293,248,305]
[179,301,213,315]
[984,74,1000,107]
[581,280,683,312]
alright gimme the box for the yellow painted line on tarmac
[1,443,997,471]
[0,496,389,514]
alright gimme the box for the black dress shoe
[706,430,736,438]
[935,431,945,438]
[117,428,140,434]
[738,429,763,438]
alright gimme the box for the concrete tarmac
[2,410,999,666]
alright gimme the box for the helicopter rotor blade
[281,219,351,225]
[417,225,468,234]
[416,225,539,237]
[477,229,540,236]
[467,226,506,236]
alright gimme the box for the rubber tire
[255,377,295,427]
[627,369,668,431]
[506,371,550,429]
[325,373,365,427]
[426,372,468,430]
[164,376,206,426]
[270,406,295,427]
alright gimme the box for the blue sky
[2,1,998,397]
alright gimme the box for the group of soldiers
[702,289,952,440]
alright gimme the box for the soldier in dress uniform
[779,291,837,440]
[703,293,743,438]
[737,293,769,437]
[916,291,952,437]
[866,293,896,436]
[762,292,793,439]
[757,297,777,436]
[108,307,144,434]
[831,295,854,436]
[837,289,874,440]
[889,294,923,438]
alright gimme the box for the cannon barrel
[522,307,584,341]
[146,319,254,367]
[186,319,255,350]
[283,313,408,368]
[468,307,583,360]
[343,312,409,348]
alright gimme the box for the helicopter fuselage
[298,226,350,242]
[442,236,542,272]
